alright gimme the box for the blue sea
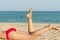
[0,11,60,23]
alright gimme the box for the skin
[0,8,60,40]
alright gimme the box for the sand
[0,22,60,40]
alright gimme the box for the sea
[0,11,60,23]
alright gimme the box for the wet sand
[0,22,60,40]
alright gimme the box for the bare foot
[54,27,60,32]
[48,24,59,30]
[45,24,57,30]
[26,8,32,19]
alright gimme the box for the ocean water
[0,11,60,23]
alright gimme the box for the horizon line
[0,10,59,11]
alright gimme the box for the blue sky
[0,0,60,11]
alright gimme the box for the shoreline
[0,21,60,24]
[0,22,60,31]
[0,22,60,25]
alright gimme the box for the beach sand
[0,22,60,40]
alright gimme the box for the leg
[26,8,57,38]
[53,26,60,32]
[26,8,34,33]
[31,24,56,38]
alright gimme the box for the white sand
[0,22,60,40]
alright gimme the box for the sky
[0,0,60,11]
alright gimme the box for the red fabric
[5,28,16,40]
